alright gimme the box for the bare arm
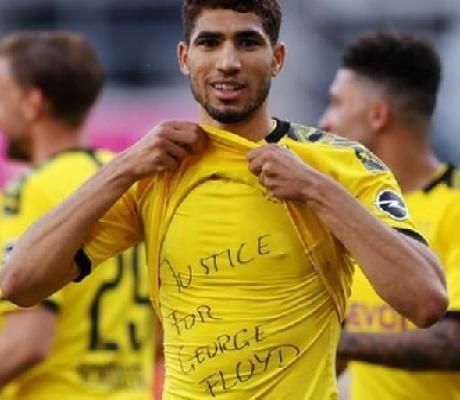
[1,122,206,307]
[313,184,446,328]
[247,145,447,328]
[338,317,460,370]
[0,308,56,386]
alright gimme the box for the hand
[247,144,325,202]
[122,121,207,180]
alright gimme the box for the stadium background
[1,0,460,186]
[0,0,460,398]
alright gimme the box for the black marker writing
[199,344,301,397]
[166,305,222,336]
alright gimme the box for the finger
[258,172,267,188]
[247,146,269,162]
[261,162,278,177]
[189,128,208,155]
[169,124,207,154]
[247,144,285,164]
[155,153,180,172]
[248,154,266,176]
[258,170,276,188]
[162,140,191,161]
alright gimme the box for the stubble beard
[190,77,271,124]
[6,136,31,161]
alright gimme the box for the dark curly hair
[182,0,282,46]
[342,32,441,119]
[0,31,103,127]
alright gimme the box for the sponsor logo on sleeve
[375,190,409,220]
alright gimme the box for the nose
[318,111,331,131]
[216,42,241,74]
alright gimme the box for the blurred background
[1,0,459,184]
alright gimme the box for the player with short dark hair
[0,31,103,138]
[342,32,440,120]
[0,31,155,400]
[320,32,460,400]
[182,0,282,46]
[1,5,448,400]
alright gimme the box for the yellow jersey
[0,192,16,400]
[79,121,420,399]
[0,150,154,400]
[347,164,460,400]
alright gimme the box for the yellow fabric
[83,123,418,399]
[0,303,16,400]
[0,150,154,400]
[348,164,460,400]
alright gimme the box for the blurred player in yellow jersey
[0,32,155,400]
[320,32,460,400]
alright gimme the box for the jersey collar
[423,163,455,192]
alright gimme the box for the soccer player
[319,32,460,400]
[1,3,449,399]
[0,32,155,400]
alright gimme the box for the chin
[211,112,249,125]
[7,144,30,162]
[206,104,256,125]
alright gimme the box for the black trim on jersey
[265,118,291,143]
[40,299,60,313]
[287,125,299,141]
[3,173,29,216]
[423,164,455,193]
[74,248,92,282]
[395,228,428,246]
[443,311,460,321]
[443,311,460,322]
[39,147,97,167]
[85,149,105,168]
[306,130,325,142]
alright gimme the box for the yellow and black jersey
[0,195,17,400]
[347,164,460,400]
[76,120,421,399]
[0,150,154,400]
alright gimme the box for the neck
[198,102,273,142]
[374,126,440,193]
[31,119,85,165]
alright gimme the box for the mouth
[210,81,246,101]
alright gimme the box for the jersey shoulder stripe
[3,149,112,216]
[288,123,388,173]
[269,119,361,148]
[290,123,355,146]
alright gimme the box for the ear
[271,42,286,77]
[369,100,391,133]
[177,41,190,76]
[22,88,46,122]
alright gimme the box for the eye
[239,38,261,48]
[196,38,220,49]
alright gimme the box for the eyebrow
[235,30,265,41]
[193,29,266,43]
[193,31,224,43]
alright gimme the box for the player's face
[0,58,32,161]
[178,8,285,124]
[319,69,375,149]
